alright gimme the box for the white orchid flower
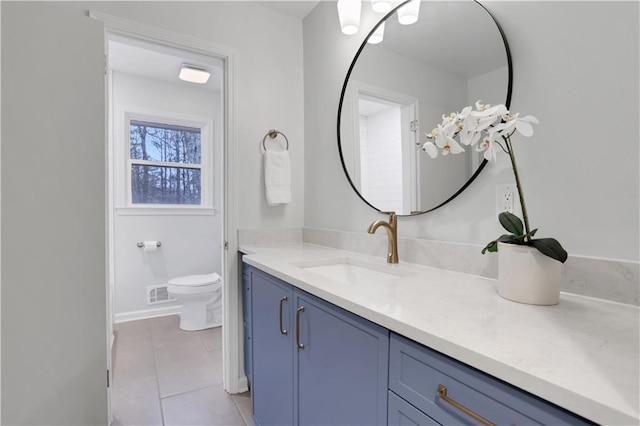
[423,122,465,157]
[475,100,490,111]
[422,141,439,158]
[458,103,505,145]
[436,124,464,156]
[425,127,439,139]
[493,113,539,138]
[475,133,498,162]
[470,104,508,129]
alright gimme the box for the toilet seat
[168,272,221,287]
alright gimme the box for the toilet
[167,272,222,331]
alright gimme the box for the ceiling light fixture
[368,22,385,44]
[179,64,211,84]
[397,0,421,25]
[337,0,362,35]
[371,0,392,13]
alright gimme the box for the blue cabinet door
[294,290,389,426]
[251,269,294,426]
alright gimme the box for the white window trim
[119,108,215,214]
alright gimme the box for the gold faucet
[367,212,399,264]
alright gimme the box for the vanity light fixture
[337,0,362,35]
[178,64,211,84]
[368,22,385,44]
[371,0,392,13]
[397,0,420,25]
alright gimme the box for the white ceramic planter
[497,242,561,305]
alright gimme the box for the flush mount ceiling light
[398,0,421,25]
[337,0,362,35]
[179,64,211,84]
[368,22,385,44]
[371,0,392,13]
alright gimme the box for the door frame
[348,81,420,213]
[89,11,246,415]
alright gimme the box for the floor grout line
[113,316,250,425]
[149,321,167,426]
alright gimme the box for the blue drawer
[388,390,440,426]
[389,333,592,425]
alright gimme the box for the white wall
[304,1,639,262]
[1,1,305,424]
[112,72,222,318]
[360,107,403,212]
[90,0,306,230]
[1,3,107,424]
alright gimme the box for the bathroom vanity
[240,243,639,425]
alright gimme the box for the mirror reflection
[338,0,511,215]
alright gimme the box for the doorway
[94,11,245,423]
[350,82,420,214]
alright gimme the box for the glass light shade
[337,0,362,35]
[367,22,385,44]
[179,65,211,84]
[371,0,392,13]
[397,0,420,25]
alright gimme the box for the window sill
[116,206,217,216]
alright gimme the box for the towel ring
[262,129,289,151]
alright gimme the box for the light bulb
[398,0,420,25]
[368,22,385,44]
[371,0,392,13]
[337,0,362,35]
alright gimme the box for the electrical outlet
[496,184,515,215]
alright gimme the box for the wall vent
[146,285,176,305]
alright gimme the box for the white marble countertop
[240,242,640,425]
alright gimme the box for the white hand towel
[264,150,291,206]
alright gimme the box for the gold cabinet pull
[437,385,495,426]
[279,296,288,335]
[296,306,305,349]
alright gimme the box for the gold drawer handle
[437,384,495,426]
[279,296,288,335]
[296,306,305,349]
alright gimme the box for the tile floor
[112,315,254,426]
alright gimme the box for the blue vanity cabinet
[250,268,295,426]
[388,333,593,426]
[294,290,389,425]
[247,265,389,426]
[241,263,252,383]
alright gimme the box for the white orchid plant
[423,101,568,263]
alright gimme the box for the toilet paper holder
[137,241,162,248]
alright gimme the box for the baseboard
[235,375,249,394]
[115,305,182,323]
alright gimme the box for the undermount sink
[292,257,413,285]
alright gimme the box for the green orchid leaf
[531,238,568,263]
[481,240,498,254]
[526,228,539,238]
[498,212,524,236]
[482,234,519,254]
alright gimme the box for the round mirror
[337,0,512,216]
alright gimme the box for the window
[128,119,204,206]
